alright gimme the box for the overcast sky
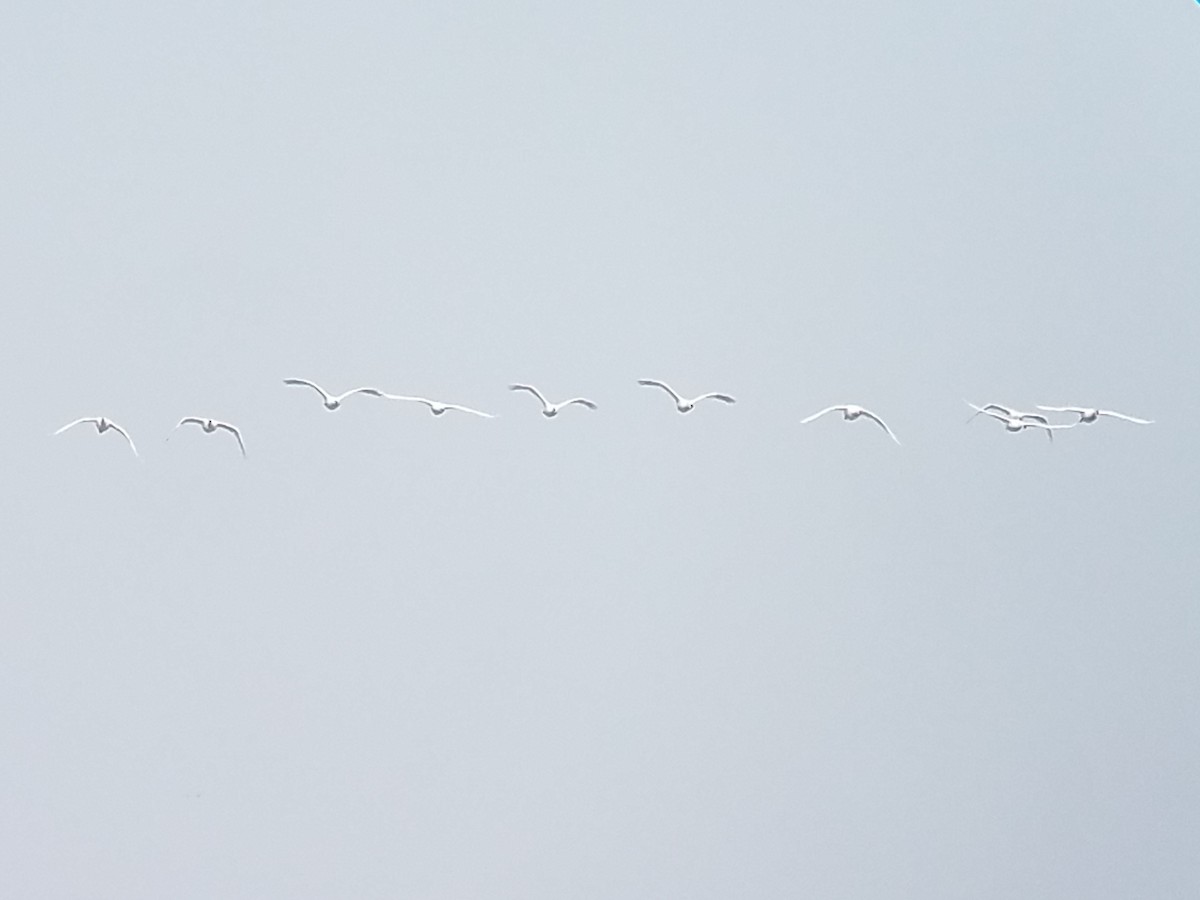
[2,1,1198,897]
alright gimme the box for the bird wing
[175,417,205,429]
[637,379,683,403]
[965,402,1009,423]
[1020,420,1056,441]
[696,392,736,405]
[1036,405,1086,414]
[509,384,550,408]
[53,417,99,435]
[107,422,138,457]
[1099,410,1153,424]
[800,406,844,425]
[215,422,247,456]
[859,408,901,445]
[561,398,598,410]
[283,378,332,401]
[965,401,1010,422]
[378,393,426,404]
[443,404,495,418]
[334,387,384,401]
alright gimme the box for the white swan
[283,378,384,410]
[966,402,1073,441]
[1036,405,1153,425]
[964,401,1055,426]
[171,417,246,457]
[53,417,138,457]
[800,404,900,445]
[379,394,494,418]
[508,384,598,417]
[636,379,735,413]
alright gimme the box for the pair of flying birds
[966,402,1153,440]
[52,416,244,458]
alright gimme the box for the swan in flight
[379,393,494,418]
[283,378,384,410]
[171,417,246,457]
[636,379,736,413]
[964,401,1058,426]
[801,404,900,444]
[1036,405,1153,425]
[53,417,138,457]
[966,402,1035,423]
[966,403,1072,441]
[508,384,598,417]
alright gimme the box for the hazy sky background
[2,1,1198,897]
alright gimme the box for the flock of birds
[50,377,1154,459]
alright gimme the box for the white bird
[1036,405,1153,425]
[800,404,900,445]
[508,384,598,417]
[964,401,1058,428]
[636,379,736,413]
[53,417,138,457]
[966,402,1073,442]
[170,417,246,457]
[965,402,1037,423]
[379,393,494,418]
[283,378,384,410]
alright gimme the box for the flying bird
[636,379,736,413]
[379,393,494,418]
[508,384,598,417]
[170,417,246,457]
[966,402,1073,441]
[53,417,138,457]
[282,379,384,410]
[1036,406,1153,425]
[964,402,1039,423]
[800,404,901,445]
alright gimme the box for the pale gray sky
[2,1,1198,897]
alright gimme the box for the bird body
[801,404,900,444]
[53,417,138,456]
[172,417,246,457]
[508,384,597,417]
[283,378,383,410]
[636,379,735,413]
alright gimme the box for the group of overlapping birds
[50,377,1153,459]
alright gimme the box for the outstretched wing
[1036,405,1087,414]
[107,422,139,457]
[509,384,550,408]
[334,387,385,402]
[859,408,901,445]
[378,393,428,408]
[965,402,1009,423]
[215,422,247,457]
[53,417,99,435]
[1099,410,1153,424]
[637,379,683,403]
[696,392,736,405]
[800,406,844,425]
[561,398,598,410]
[283,378,332,402]
[444,404,495,418]
[174,417,205,429]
